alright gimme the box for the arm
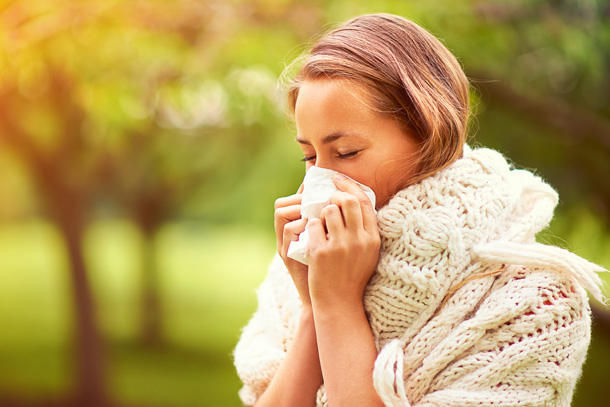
[255,307,322,407]
[307,174,385,407]
[244,177,385,407]
[233,255,306,405]
[313,301,383,407]
[251,189,323,407]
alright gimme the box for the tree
[0,0,288,403]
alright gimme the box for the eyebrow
[295,132,358,145]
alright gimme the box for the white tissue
[287,166,376,265]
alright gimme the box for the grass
[0,219,275,407]
[0,211,608,406]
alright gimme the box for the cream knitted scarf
[234,146,607,407]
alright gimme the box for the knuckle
[359,196,373,207]
[289,219,307,234]
[274,207,284,222]
[352,239,368,253]
[274,206,295,221]
[330,240,348,254]
[283,221,298,234]
[358,233,379,250]
[275,194,299,209]
[354,236,367,249]
[274,197,286,209]
[321,204,338,217]
[345,195,359,208]
[368,229,380,241]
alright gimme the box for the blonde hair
[284,13,470,185]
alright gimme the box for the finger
[297,182,304,194]
[282,218,308,256]
[333,174,377,232]
[306,218,326,250]
[284,218,308,238]
[274,204,302,249]
[329,191,363,232]
[274,205,302,233]
[321,203,345,238]
[275,194,302,209]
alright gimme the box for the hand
[274,184,312,307]
[307,174,380,310]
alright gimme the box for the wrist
[311,297,366,320]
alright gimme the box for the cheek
[367,165,405,207]
[370,180,391,208]
[348,172,388,207]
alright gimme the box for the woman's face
[294,78,419,208]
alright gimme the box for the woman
[234,13,606,407]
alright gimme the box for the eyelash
[300,151,360,162]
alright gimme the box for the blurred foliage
[1,0,609,224]
[0,0,308,228]
[0,0,609,406]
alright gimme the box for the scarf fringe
[374,339,411,407]
[472,241,608,305]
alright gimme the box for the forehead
[294,79,383,138]
[295,78,373,110]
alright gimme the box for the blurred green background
[0,0,609,406]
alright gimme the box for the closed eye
[338,151,360,159]
[301,155,316,162]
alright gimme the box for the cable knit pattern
[233,146,607,407]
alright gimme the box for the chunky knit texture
[234,146,606,407]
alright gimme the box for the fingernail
[334,173,345,181]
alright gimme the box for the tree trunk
[0,98,111,406]
[50,187,110,407]
[133,193,167,347]
[140,223,164,347]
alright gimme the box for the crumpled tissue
[287,166,376,265]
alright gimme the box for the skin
[260,78,419,407]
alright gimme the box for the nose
[310,158,346,177]
[312,158,333,171]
